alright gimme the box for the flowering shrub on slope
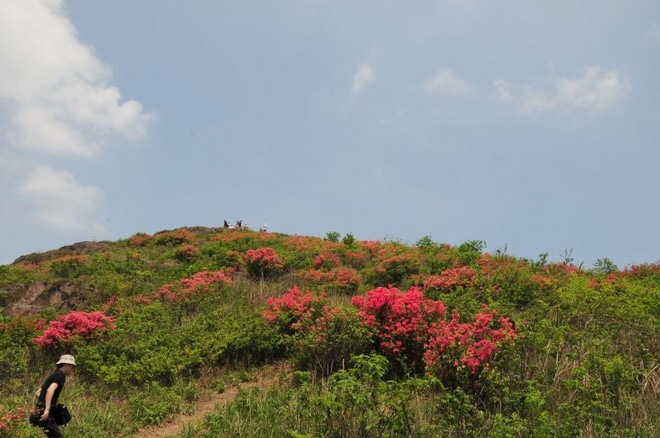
[261,288,372,377]
[0,406,27,434]
[424,305,516,376]
[352,286,517,377]
[243,247,285,278]
[299,267,362,294]
[34,311,116,347]
[352,286,446,372]
[155,269,233,302]
[261,287,327,334]
[424,266,477,292]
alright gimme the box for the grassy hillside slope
[1,227,658,437]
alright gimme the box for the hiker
[32,354,76,437]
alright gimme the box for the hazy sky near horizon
[1,0,658,267]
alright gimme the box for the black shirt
[38,369,66,406]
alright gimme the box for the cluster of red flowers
[175,244,200,261]
[154,229,193,246]
[129,232,152,246]
[155,269,234,302]
[313,252,341,270]
[300,267,361,290]
[424,266,477,292]
[34,311,116,347]
[352,286,446,357]
[261,287,325,328]
[620,263,660,278]
[530,273,558,287]
[424,305,516,374]
[261,287,343,346]
[343,249,370,268]
[0,406,26,432]
[351,286,516,376]
[243,247,285,276]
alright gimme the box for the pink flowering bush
[313,252,341,270]
[34,311,116,347]
[352,286,446,373]
[243,247,285,279]
[299,267,362,294]
[424,266,477,294]
[154,269,234,302]
[0,406,27,434]
[175,244,200,262]
[424,305,516,377]
[351,286,517,378]
[368,253,423,286]
[261,287,372,377]
[261,287,327,334]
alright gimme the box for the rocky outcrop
[2,281,87,317]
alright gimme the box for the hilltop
[0,227,658,437]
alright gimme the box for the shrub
[175,244,200,262]
[342,234,356,246]
[0,405,27,436]
[299,267,362,294]
[424,266,477,294]
[261,288,370,377]
[34,311,116,348]
[154,229,193,246]
[352,286,446,374]
[424,305,517,378]
[313,252,341,270]
[49,255,88,278]
[326,231,341,242]
[368,253,422,287]
[243,247,285,279]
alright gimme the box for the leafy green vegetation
[1,227,658,437]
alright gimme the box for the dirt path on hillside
[132,362,292,438]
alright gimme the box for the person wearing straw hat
[32,354,76,437]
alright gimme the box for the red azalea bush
[369,253,423,286]
[0,406,27,434]
[352,286,446,372]
[313,252,341,270]
[261,287,372,377]
[243,247,285,278]
[175,244,200,262]
[128,232,152,246]
[261,287,327,334]
[34,311,116,347]
[299,267,362,294]
[352,286,517,377]
[424,305,516,377]
[154,269,233,302]
[154,229,193,246]
[424,266,477,293]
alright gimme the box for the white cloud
[352,63,374,95]
[0,0,151,157]
[425,68,470,95]
[494,67,631,113]
[19,165,104,232]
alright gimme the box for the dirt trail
[133,362,292,438]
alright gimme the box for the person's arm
[39,382,59,422]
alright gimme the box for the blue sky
[1,0,658,267]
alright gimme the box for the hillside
[1,227,658,437]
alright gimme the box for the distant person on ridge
[32,354,76,437]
